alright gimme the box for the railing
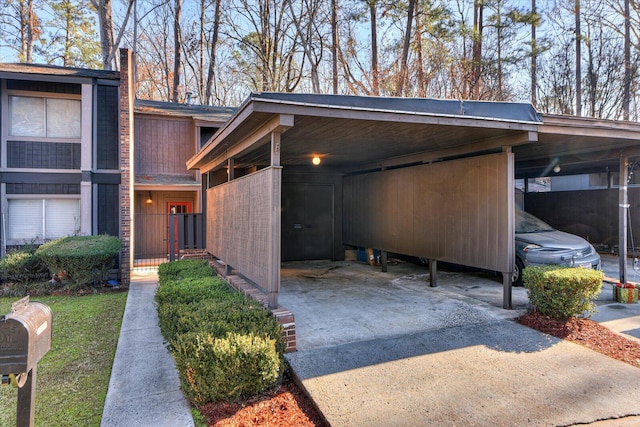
[134,213,205,270]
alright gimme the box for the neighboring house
[0,63,121,255]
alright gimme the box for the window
[9,95,81,139]
[7,199,80,242]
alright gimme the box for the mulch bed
[517,311,640,368]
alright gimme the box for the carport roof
[187,93,640,176]
[187,93,541,173]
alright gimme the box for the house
[187,93,640,310]
[0,49,234,285]
[0,63,121,256]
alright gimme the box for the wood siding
[344,152,514,273]
[525,187,640,250]
[7,141,80,169]
[207,167,282,294]
[134,115,196,177]
[134,190,196,257]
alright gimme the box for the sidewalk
[101,271,194,427]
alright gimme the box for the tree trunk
[472,0,484,99]
[395,0,415,96]
[331,0,339,94]
[623,0,630,120]
[575,0,581,116]
[414,6,425,97]
[205,0,221,105]
[369,0,379,96]
[172,0,182,102]
[531,0,537,107]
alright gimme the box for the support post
[620,156,629,284]
[16,367,36,427]
[168,213,177,262]
[429,259,437,287]
[380,250,387,272]
[502,272,512,310]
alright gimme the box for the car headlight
[524,244,542,252]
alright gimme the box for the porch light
[553,165,561,173]
[312,156,321,166]
[146,192,153,204]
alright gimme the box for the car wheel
[512,258,524,287]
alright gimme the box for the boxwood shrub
[156,260,284,405]
[35,235,121,289]
[523,265,604,320]
[0,250,49,284]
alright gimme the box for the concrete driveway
[282,255,640,426]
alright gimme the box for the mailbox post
[0,296,52,427]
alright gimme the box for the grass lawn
[0,291,128,426]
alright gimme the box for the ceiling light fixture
[312,156,321,166]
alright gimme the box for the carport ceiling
[188,93,640,177]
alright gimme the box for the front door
[282,184,333,261]
[167,202,192,254]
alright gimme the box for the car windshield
[516,209,555,233]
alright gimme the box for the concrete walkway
[101,271,193,427]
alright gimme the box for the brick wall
[119,49,133,287]
[210,260,297,353]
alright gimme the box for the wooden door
[167,202,192,254]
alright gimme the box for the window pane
[9,96,45,137]
[45,199,80,239]
[47,99,81,138]
[8,199,43,240]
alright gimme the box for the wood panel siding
[96,85,119,170]
[6,183,80,194]
[525,187,640,250]
[207,167,282,297]
[344,152,514,273]
[7,141,81,169]
[134,190,197,257]
[6,79,81,94]
[134,115,196,177]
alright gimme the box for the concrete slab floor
[279,254,640,351]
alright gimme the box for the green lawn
[0,292,128,426]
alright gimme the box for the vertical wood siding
[344,152,514,272]
[207,167,282,294]
[134,115,195,176]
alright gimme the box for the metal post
[168,213,176,262]
[620,156,629,284]
[16,367,36,427]
[429,259,437,287]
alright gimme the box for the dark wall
[524,187,640,250]
[96,85,120,170]
[282,167,344,261]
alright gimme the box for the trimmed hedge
[35,235,121,289]
[523,265,604,320]
[0,250,49,284]
[156,260,285,405]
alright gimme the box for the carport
[187,93,640,310]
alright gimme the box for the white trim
[81,84,93,171]
[80,182,92,235]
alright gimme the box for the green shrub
[155,276,234,306]
[523,265,604,320]
[158,259,214,285]
[156,259,285,406]
[35,235,121,289]
[0,250,49,284]
[158,299,284,353]
[173,332,282,404]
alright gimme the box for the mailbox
[0,296,52,384]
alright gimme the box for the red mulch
[197,371,329,427]
[517,311,640,368]
[198,313,640,426]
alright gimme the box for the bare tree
[394,0,415,96]
[172,0,182,102]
